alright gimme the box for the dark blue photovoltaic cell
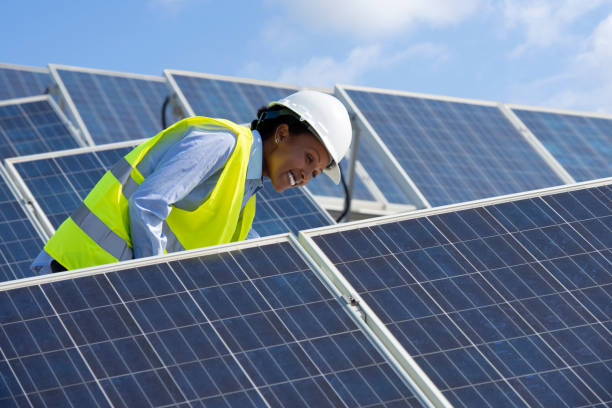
[169,73,297,124]
[0,66,51,100]
[345,89,565,206]
[0,240,423,407]
[0,173,43,282]
[311,183,612,407]
[0,98,80,159]
[54,68,175,144]
[512,109,612,182]
[14,148,331,236]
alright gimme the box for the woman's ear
[274,123,290,144]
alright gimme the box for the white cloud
[514,12,612,113]
[274,43,447,87]
[275,45,382,86]
[502,0,607,55]
[557,12,612,112]
[268,0,484,37]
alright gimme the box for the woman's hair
[250,106,312,141]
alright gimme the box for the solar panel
[509,105,612,182]
[0,236,424,407]
[50,64,176,145]
[7,142,333,240]
[0,167,45,282]
[0,63,51,100]
[338,85,566,208]
[301,178,612,407]
[0,95,82,161]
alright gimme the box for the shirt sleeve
[246,228,260,240]
[128,129,236,258]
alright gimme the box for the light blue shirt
[32,128,263,274]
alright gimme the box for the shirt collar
[246,129,263,183]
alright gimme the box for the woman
[32,90,352,273]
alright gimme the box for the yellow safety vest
[45,117,256,270]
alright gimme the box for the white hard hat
[269,90,352,184]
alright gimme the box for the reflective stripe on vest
[71,204,133,261]
[96,157,186,257]
[44,117,256,271]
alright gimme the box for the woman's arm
[128,129,236,258]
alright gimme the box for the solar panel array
[0,238,424,407]
[50,65,173,145]
[511,107,612,183]
[0,96,81,160]
[340,87,566,207]
[2,60,612,407]
[9,145,333,238]
[303,180,612,407]
[0,169,43,282]
[0,64,51,100]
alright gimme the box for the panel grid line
[145,258,274,407]
[100,265,248,407]
[420,199,608,403]
[337,226,534,407]
[32,285,115,407]
[195,246,350,408]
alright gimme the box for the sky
[2,0,612,113]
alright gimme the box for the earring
[275,137,279,144]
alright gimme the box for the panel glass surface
[345,89,565,207]
[54,68,173,144]
[0,98,80,160]
[513,109,612,182]
[169,73,296,124]
[310,183,612,407]
[0,67,51,100]
[13,148,331,236]
[0,173,43,282]
[0,240,423,407]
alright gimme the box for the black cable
[161,95,170,129]
[336,166,351,223]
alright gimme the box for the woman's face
[263,124,331,193]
